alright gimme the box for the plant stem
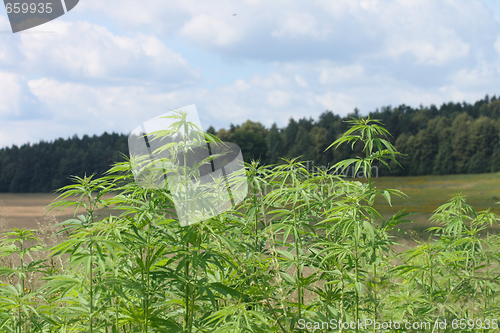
[372,261,377,333]
[339,267,345,333]
[184,241,191,333]
[354,216,359,333]
[89,239,93,333]
[260,185,288,324]
[293,209,303,320]
[144,222,151,333]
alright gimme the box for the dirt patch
[0,193,116,230]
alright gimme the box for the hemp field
[1,172,500,237]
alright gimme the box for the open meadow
[372,172,500,239]
[2,172,499,239]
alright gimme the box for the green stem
[182,140,193,333]
[88,194,95,333]
[470,242,475,320]
[115,297,119,333]
[254,187,259,253]
[354,219,359,333]
[20,240,24,333]
[89,239,93,333]
[144,222,151,333]
[366,144,372,191]
[190,243,200,331]
[293,209,302,320]
[372,260,377,333]
[339,267,345,333]
[260,186,288,322]
[184,241,191,333]
[429,250,433,302]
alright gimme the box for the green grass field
[369,172,500,239]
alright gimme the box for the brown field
[0,193,117,231]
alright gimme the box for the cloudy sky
[0,0,499,147]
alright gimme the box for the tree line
[1,95,499,192]
[211,94,500,176]
[0,133,127,192]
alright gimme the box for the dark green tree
[230,120,268,163]
[206,126,216,135]
[284,118,299,156]
[467,116,497,173]
[451,113,472,174]
[289,126,314,161]
[266,123,286,164]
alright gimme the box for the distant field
[0,193,117,230]
[370,172,500,238]
[1,172,500,237]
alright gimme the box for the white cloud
[318,64,365,85]
[249,73,289,89]
[0,72,45,119]
[1,0,500,148]
[78,0,188,32]
[27,78,189,127]
[234,79,250,91]
[267,90,290,108]
[0,20,197,86]
[385,29,471,65]
[360,0,380,12]
[0,73,25,117]
[63,0,497,69]
[271,12,330,40]
[180,14,240,46]
[315,92,355,114]
[294,75,308,87]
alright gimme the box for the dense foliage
[0,115,499,332]
[1,94,500,192]
[0,133,127,193]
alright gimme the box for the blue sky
[0,0,500,147]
